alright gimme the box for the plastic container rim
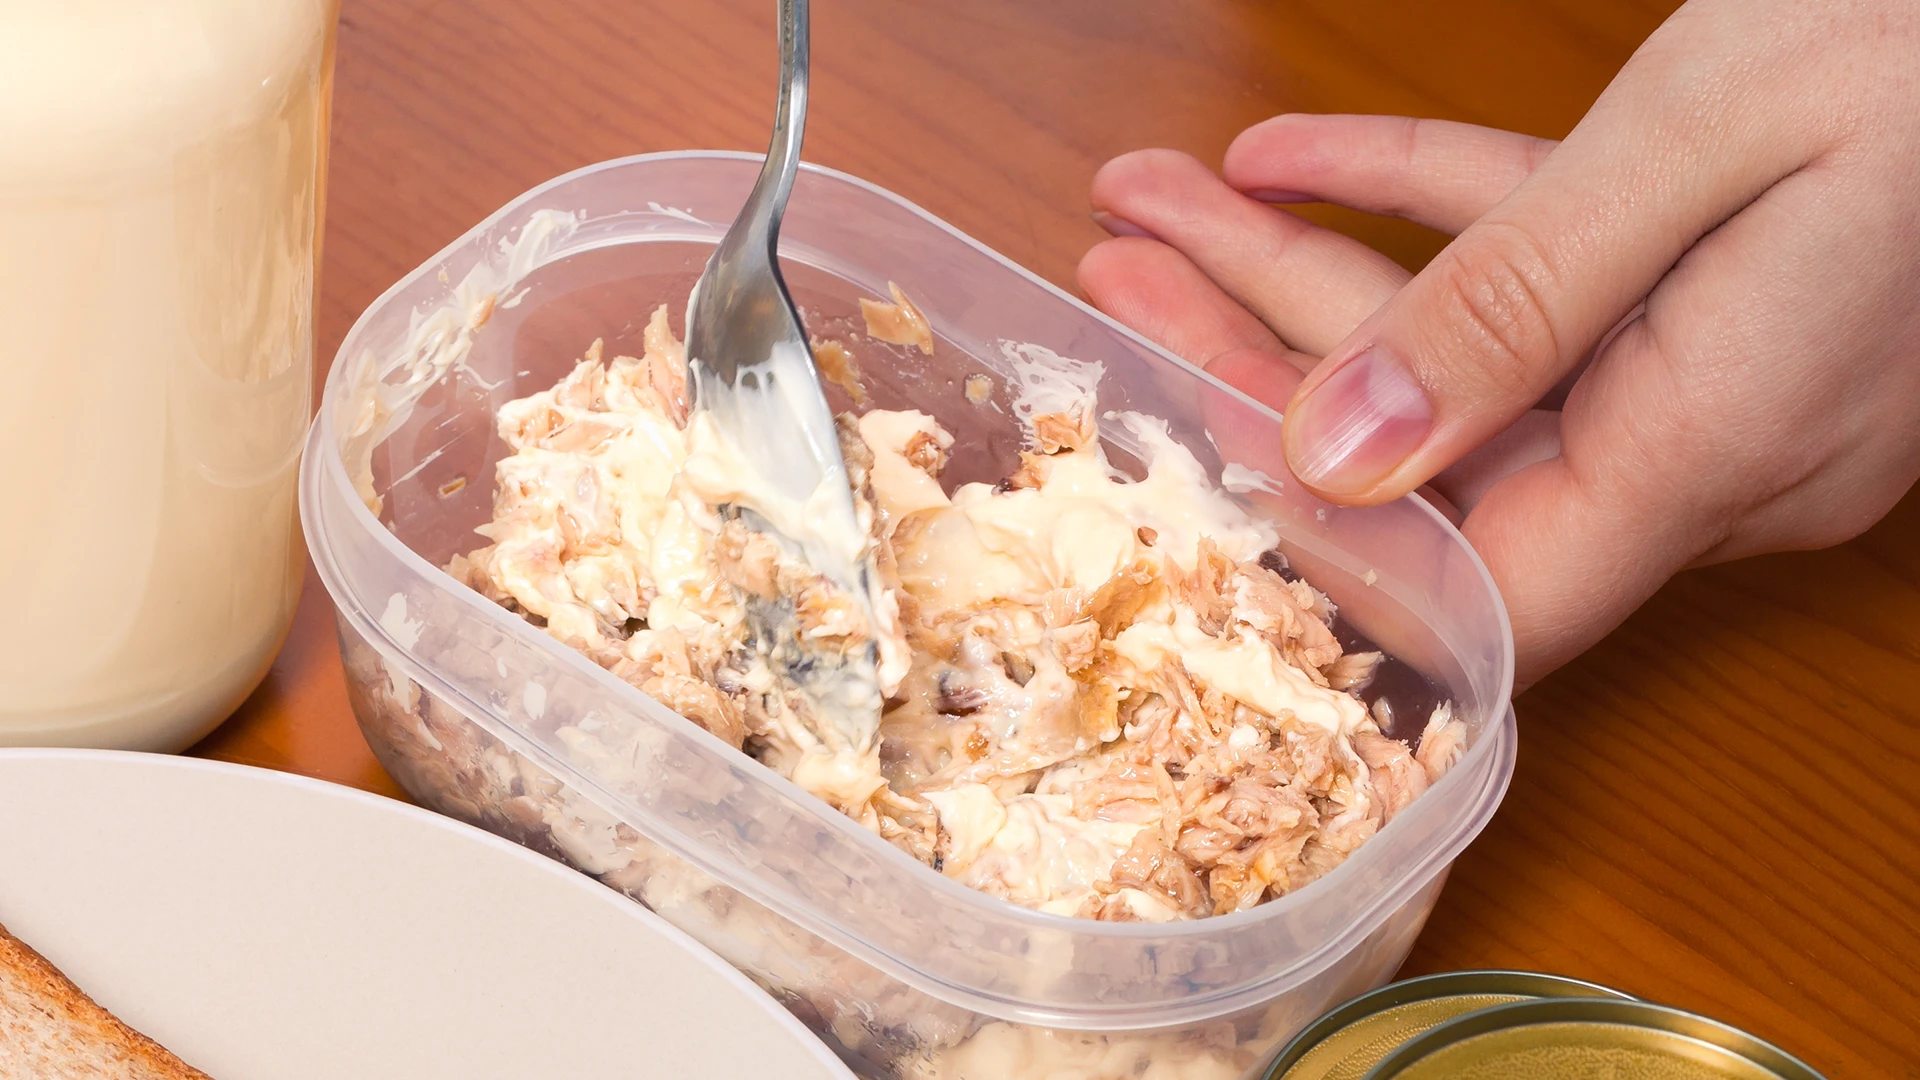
[302,149,1519,1023]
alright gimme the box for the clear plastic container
[302,151,1517,1080]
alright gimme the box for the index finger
[1281,22,1828,503]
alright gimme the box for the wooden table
[191,2,1920,1075]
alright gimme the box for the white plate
[0,749,854,1080]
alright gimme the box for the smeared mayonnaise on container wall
[0,1,338,750]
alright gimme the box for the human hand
[1079,0,1920,685]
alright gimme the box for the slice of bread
[0,921,212,1079]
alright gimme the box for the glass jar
[0,1,338,750]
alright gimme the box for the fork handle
[745,0,809,258]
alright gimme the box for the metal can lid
[1364,997,1828,1080]
[1267,971,1635,1080]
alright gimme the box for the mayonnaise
[0,1,337,749]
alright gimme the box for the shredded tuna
[453,293,1466,923]
[811,337,868,405]
[1029,404,1096,455]
[860,281,935,355]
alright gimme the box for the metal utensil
[683,0,882,745]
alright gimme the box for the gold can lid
[1268,972,1635,1080]
[1364,998,1827,1080]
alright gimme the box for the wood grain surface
[189,2,1920,1076]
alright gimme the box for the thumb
[1281,22,1820,503]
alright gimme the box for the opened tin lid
[1267,970,1636,1080]
[1365,997,1828,1079]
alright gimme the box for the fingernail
[1287,346,1433,494]
[1242,188,1315,204]
[1090,211,1158,240]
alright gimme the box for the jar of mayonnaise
[0,2,337,750]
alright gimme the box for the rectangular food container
[303,151,1517,1080]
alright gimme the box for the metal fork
[683,0,882,745]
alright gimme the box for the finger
[1077,236,1312,407]
[1535,303,1640,412]
[1449,320,1704,681]
[1281,29,1828,505]
[1469,158,1920,681]
[1565,162,1920,570]
[1089,148,1408,356]
[1461,314,1768,682]
[1222,114,1555,235]
[1428,408,1562,516]
[1219,114,1627,417]
[1077,237,1502,536]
